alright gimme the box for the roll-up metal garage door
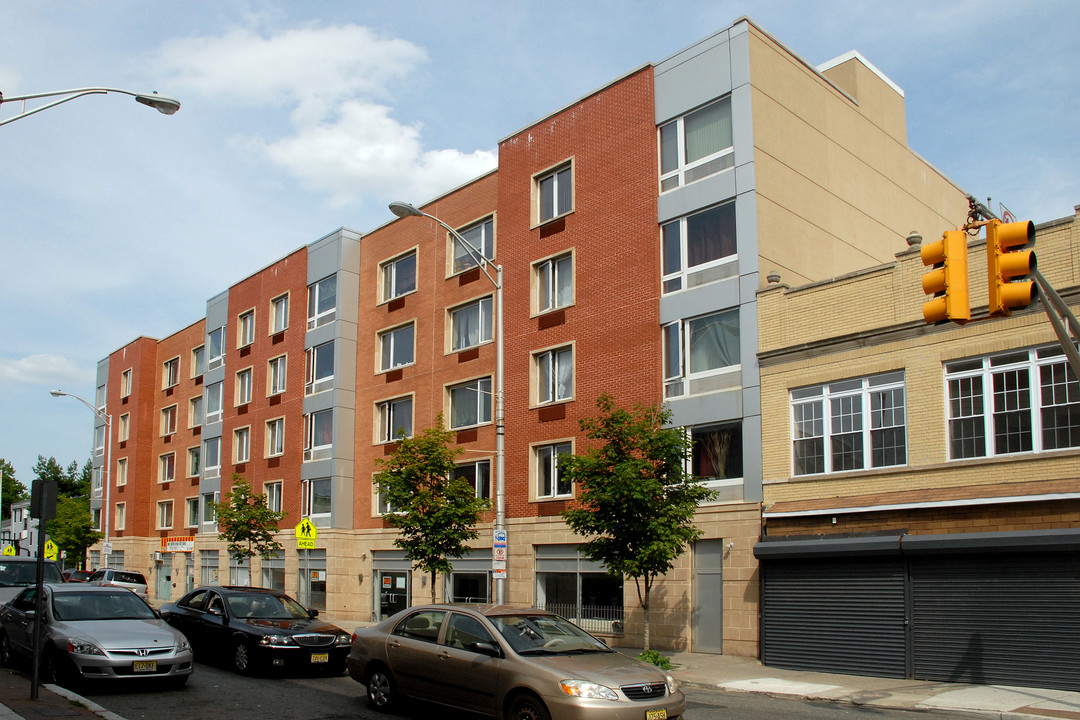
[762,557,908,678]
[911,552,1080,691]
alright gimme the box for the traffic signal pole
[1033,268,1080,383]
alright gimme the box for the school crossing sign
[295,518,317,549]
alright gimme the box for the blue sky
[1,0,1077,487]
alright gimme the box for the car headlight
[664,672,679,694]
[559,679,619,701]
[175,636,190,652]
[259,635,297,647]
[334,634,351,647]
[66,639,105,656]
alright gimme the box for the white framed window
[535,252,573,313]
[206,382,224,424]
[661,201,737,294]
[157,500,174,530]
[204,436,221,479]
[161,405,178,436]
[200,549,219,585]
[92,466,103,495]
[450,297,493,352]
[115,502,126,531]
[382,250,417,301]
[189,396,203,428]
[163,357,180,389]
[663,308,741,399]
[234,426,250,464]
[375,480,398,516]
[265,481,283,513]
[453,459,491,499]
[304,409,333,461]
[208,326,225,370]
[238,309,255,348]
[268,355,287,396]
[536,163,572,223]
[159,452,176,484]
[94,425,105,456]
[792,371,907,476]
[235,368,253,406]
[379,322,415,371]
[266,418,285,457]
[186,497,199,528]
[535,442,572,499]
[453,217,495,274]
[377,396,412,443]
[271,294,289,334]
[201,492,218,526]
[118,413,130,442]
[659,96,733,192]
[191,345,206,377]
[96,383,107,411]
[120,369,132,398]
[92,508,102,531]
[306,341,334,395]
[308,275,337,330]
[449,377,492,429]
[116,457,128,487]
[689,421,744,499]
[303,477,332,521]
[535,346,573,405]
[187,446,200,477]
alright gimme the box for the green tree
[375,418,491,603]
[31,455,90,499]
[0,458,29,520]
[560,394,716,650]
[48,496,102,569]
[212,474,287,579]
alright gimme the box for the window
[376,484,397,516]
[92,508,101,531]
[453,217,495,274]
[537,164,572,223]
[266,418,285,457]
[161,405,177,436]
[271,294,289,333]
[206,382,223,424]
[690,422,744,500]
[308,275,337,330]
[163,357,179,389]
[200,550,219,585]
[236,368,252,406]
[306,341,334,395]
[159,452,176,483]
[450,297,493,352]
[535,545,623,635]
[201,492,219,526]
[191,345,206,377]
[535,346,573,404]
[187,447,200,477]
[115,502,126,531]
[116,457,128,487]
[234,426,250,464]
[663,308,740,398]
[791,371,907,476]
[380,323,415,371]
[186,498,199,528]
[303,478,332,520]
[95,425,105,456]
[238,310,255,348]
[229,556,250,586]
[535,253,572,313]
[449,377,492,429]
[157,500,174,530]
[265,481,283,513]
[204,437,221,478]
[377,396,412,443]
[298,549,327,610]
[946,346,1080,459]
[189,396,203,428]
[119,413,130,442]
[208,326,225,370]
[92,466,103,495]
[453,460,491,499]
[120,369,132,398]
[262,552,285,591]
[661,201,737,293]
[268,355,287,395]
[304,409,333,461]
[96,383,107,410]
[536,442,572,498]
[382,250,417,301]
[659,96,733,191]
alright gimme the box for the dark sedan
[158,586,350,675]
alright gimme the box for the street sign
[494,529,507,545]
[295,518,317,549]
[2,546,14,556]
[44,540,58,561]
[493,546,507,562]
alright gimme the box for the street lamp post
[0,87,181,126]
[388,201,507,605]
[50,390,111,567]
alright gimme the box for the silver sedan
[0,582,193,688]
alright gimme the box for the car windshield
[110,571,146,585]
[0,562,63,587]
[52,591,157,621]
[490,613,610,655]
[226,592,312,619]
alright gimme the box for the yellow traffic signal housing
[921,230,970,324]
[987,219,1036,316]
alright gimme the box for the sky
[1,0,1077,489]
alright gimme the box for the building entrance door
[377,571,409,620]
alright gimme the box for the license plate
[310,653,329,664]
[646,710,667,720]
[132,660,157,673]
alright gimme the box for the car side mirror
[308,609,319,618]
[468,641,502,657]
[24,610,36,621]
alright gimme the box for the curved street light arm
[0,87,181,127]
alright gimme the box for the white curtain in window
[688,310,740,373]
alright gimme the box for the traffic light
[921,230,970,324]
[986,219,1035,316]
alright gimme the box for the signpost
[493,529,507,582]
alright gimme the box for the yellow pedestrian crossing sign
[2,545,14,556]
[295,518,317,549]
[44,540,58,561]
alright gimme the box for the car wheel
[507,693,551,720]
[233,639,255,675]
[43,651,78,690]
[0,633,12,667]
[365,665,396,711]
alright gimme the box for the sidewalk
[0,670,117,720]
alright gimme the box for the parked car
[0,583,193,688]
[63,569,92,583]
[347,604,685,720]
[86,569,149,601]
[0,557,64,605]
[158,586,351,675]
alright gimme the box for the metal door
[692,539,724,653]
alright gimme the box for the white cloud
[0,354,88,387]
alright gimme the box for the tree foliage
[48,496,102,567]
[0,458,28,520]
[560,394,716,650]
[375,418,491,603]
[32,456,91,499]
[212,474,287,573]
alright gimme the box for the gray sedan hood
[53,618,185,650]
